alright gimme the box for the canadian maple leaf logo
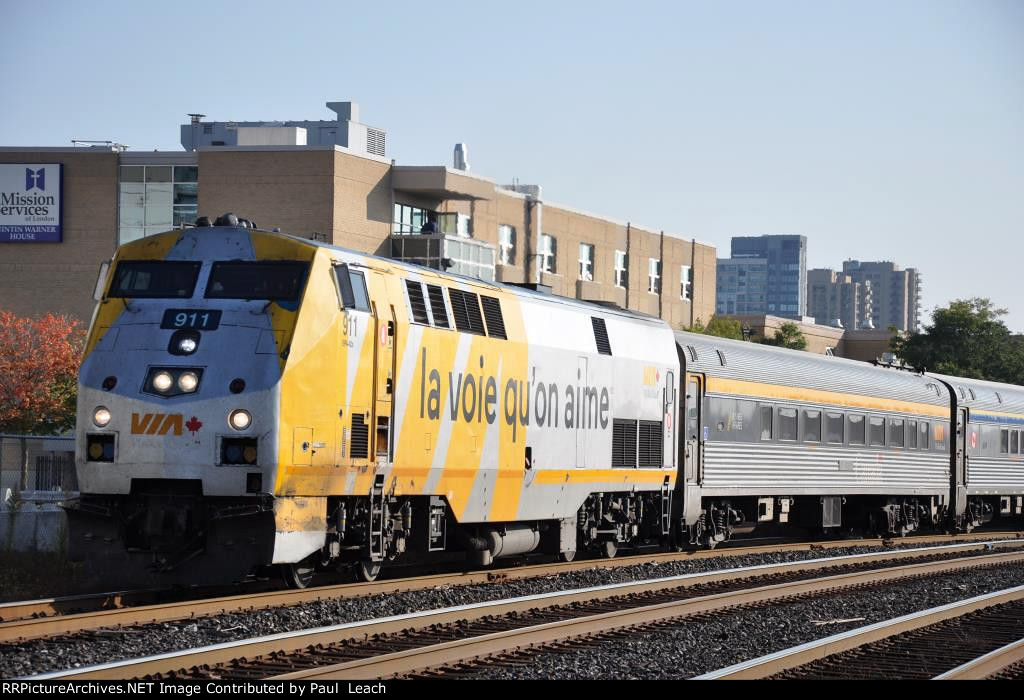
[185,416,203,435]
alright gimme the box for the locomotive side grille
[350,415,369,459]
[592,317,612,355]
[448,289,485,335]
[426,284,450,328]
[481,295,507,339]
[638,420,663,467]
[405,280,430,324]
[612,419,637,467]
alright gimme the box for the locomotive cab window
[206,261,309,301]
[108,260,201,299]
[334,265,370,312]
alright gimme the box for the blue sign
[0,163,63,242]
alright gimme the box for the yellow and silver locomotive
[70,218,678,586]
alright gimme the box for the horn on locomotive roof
[214,212,239,227]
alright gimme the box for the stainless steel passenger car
[673,331,958,544]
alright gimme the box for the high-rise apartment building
[841,260,922,332]
[807,268,873,329]
[716,234,807,318]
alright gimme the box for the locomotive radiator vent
[350,415,370,459]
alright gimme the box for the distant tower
[454,143,469,171]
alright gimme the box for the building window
[540,233,557,274]
[118,164,198,244]
[680,265,693,300]
[393,203,469,237]
[498,225,516,265]
[578,243,595,281]
[648,258,661,294]
[614,250,628,288]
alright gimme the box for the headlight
[178,371,199,393]
[229,409,252,431]
[177,337,198,354]
[152,371,173,392]
[93,406,111,427]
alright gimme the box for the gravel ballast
[1,538,1019,678]
[463,563,1024,680]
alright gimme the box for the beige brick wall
[455,192,717,325]
[0,148,718,334]
[197,149,337,240]
[0,151,119,323]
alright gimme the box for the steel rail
[694,583,1024,680]
[932,637,1024,680]
[3,532,1021,643]
[29,548,1024,681]
[4,530,1018,625]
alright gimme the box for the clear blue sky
[3,0,1022,330]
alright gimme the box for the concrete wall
[0,494,68,554]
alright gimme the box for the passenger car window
[779,408,797,441]
[889,418,905,447]
[868,416,885,446]
[920,421,930,449]
[848,414,866,445]
[803,410,821,443]
[907,420,918,448]
[826,412,844,444]
[760,405,773,440]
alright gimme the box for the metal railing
[34,454,78,492]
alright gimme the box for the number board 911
[161,309,222,330]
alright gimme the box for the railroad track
[697,585,1024,679]
[26,541,1024,680]
[2,529,1020,641]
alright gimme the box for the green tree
[683,316,746,340]
[890,298,1024,383]
[759,322,808,351]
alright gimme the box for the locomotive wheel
[602,540,618,559]
[356,559,382,582]
[280,557,317,589]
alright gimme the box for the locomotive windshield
[205,261,309,301]
[108,261,201,299]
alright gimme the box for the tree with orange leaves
[0,311,85,490]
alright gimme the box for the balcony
[390,233,496,283]
[391,166,495,202]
